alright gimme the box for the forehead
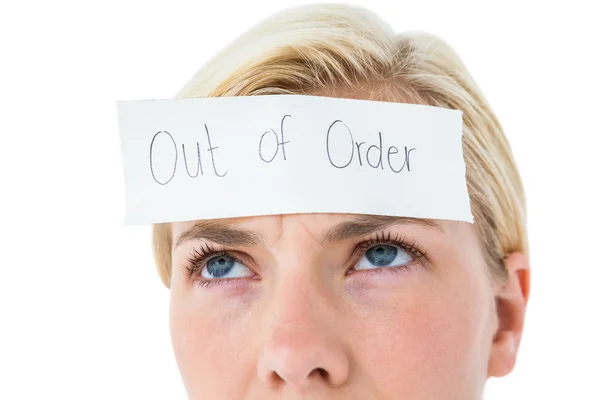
[172,213,346,233]
[170,213,456,242]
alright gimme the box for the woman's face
[169,213,510,399]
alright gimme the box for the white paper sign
[116,94,473,225]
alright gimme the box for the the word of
[258,114,292,163]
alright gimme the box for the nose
[256,279,350,392]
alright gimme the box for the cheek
[351,278,492,394]
[169,288,256,396]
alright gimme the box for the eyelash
[183,243,250,288]
[183,231,428,288]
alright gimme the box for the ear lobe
[487,251,531,377]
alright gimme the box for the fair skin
[169,213,530,399]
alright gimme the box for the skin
[169,213,530,399]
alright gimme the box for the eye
[355,244,414,270]
[200,253,253,279]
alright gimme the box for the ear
[487,251,531,377]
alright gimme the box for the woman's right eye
[201,253,253,279]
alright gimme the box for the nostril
[271,370,284,385]
[314,367,329,380]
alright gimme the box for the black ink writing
[258,114,291,163]
[387,146,416,173]
[204,124,227,177]
[326,119,416,173]
[182,142,202,178]
[149,131,177,185]
[326,120,354,168]
[148,124,227,185]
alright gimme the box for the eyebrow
[320,215,443,243]
[174,220,264,248]
[174,215,442,248]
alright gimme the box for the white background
[1,1,598,399]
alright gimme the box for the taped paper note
[116,95,473,225]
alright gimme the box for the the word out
[149,124,227,185]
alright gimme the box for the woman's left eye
[355,244,413,270]
[200,254,252,279]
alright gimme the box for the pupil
[365,245,397,266]
[207,255,235,277]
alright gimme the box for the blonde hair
[152,3,528,288]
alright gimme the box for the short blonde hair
[152,3,528,288]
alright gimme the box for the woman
[151,4,530,399]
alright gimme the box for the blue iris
[365,245,398,266]
[206,255,236,278]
